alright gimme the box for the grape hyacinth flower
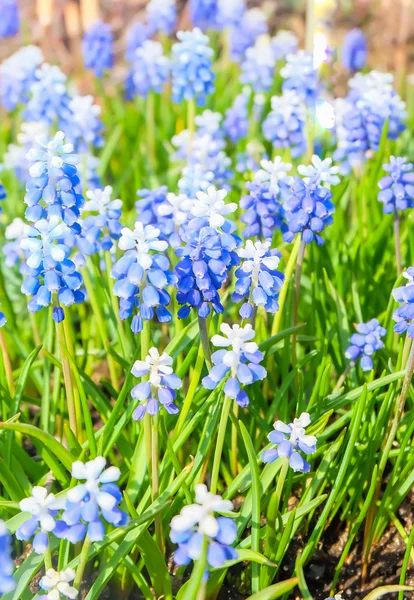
[341,29,367,72]
[171,28,215,106]
[0,521,15,595]
[25,64,72,126]
[271,30,298,61]
[240,36,276,93]
[170,484,237,572]
[126,21,151,62]
[202,323,266,407]
[65,95,104,153]
[16,486,65,553]
[189,0,218,30]
[281,51,319,105]
[262,412,317,472]
[3,121,50,183]
[127,40,170,98]
[3,218,29,267]
[24,131,84,230]
[345,319,386,372]
[38,569,78,600]
[378,156,414,214]
[392,268,414,337]
[233,241,284,319]
[189,186,237,231]
[147,0,177,35]
[61,457,128,543]
[223,88,250,144]
[111,222,175,333]
[178,164,215,198]
[229,8,268,62]
[0,46,43,111]
[83,21,114,77]
[78,186,122,255]
[263,91,307,158]
[157,192,194,248]
[240,158,293,239]
[282,156,339,245]
[0,313,6,328]
[136,186,169,226]
[130,347,183,419]
[216,0,246,29]
[0,0,19,37]
[20,216,85,322]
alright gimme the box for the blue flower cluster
[281,51,319,105]
[393,268,414,337]
[20,216,85,322]
[127,40,170,99]
[0,521,15,595]
[65,95,104,154]
[130,347,182,419]
[263,412,317,473]
[38,569,77,600]
[83,21,114,77]
[0,45,43,110]
[240,37,276,93]
[378,156,414,214]
[147,0,177,35]
[223,88,250,144]
[229,8,268,62]
[345,319,386,371]
[263,90,307,158]
[0,0,19,37]
[24,131,84,231]
[25,63,72,126]
[233,240,284,318]
[271,30,298,61]
[125,21,151,62]
[170,484,237,573]
[341,29,367,72]
[171,28,215,105]
[189,0,218,30]
[78,186,122,255]
[282,156,340,245]
[202,323,266,407]
[0,312,6,328]
[111,222,175,333]
[241,158,293,239]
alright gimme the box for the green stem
[271,236,301,336]
[187,99,196,147]
[74,536,92,590]
[292,239,306,363]
[184,535,208,600]
[198,315,212,369]
[152,414,164,553]
[146,92,156,166]
[0,330,15,396]
[55,316,77,437]
[333,361,354,393]
[44,543,53,571]
[210,395,232,494]
[174,344,205,437]
[264,458,290,560]
[394,209,402,275]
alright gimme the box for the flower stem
[152,414,164,553]
[44,542,53,571]
[394,209,402,274]
[250,305,258,330]
[333,361,354,393]
[271,236,301,336]
[185,534,208,600]
[292,239,306,363]
[174,343,205,437]
[55,316,77,437]
[210,395,232,494]
[231,404,239,477]
[0,329,15,396]
[74,536,92,590]
[146,92,156,166]
[198,315,212,370]
[187,98,196,146]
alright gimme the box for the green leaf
[245,578,299,600]
[362,586,414,600]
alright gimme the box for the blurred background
[0,0,413,84]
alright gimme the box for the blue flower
[24,63,72,126]
[224,88,250,144]
[111,222,175,333]
[240,37,276,93]
[64,95,104,153]
[127,40,170,98]
[20,216,85,321]
[281,50,319,105]
[171,28,215,106]
[125,21,151,62]
[229,8,267,62]
[83,21,114,77]
[147,0,177,35]
[282,157,339,245]
[240,157,293,239]
[24,131,84,231]
[175,222,239,319]
[378,156,414,214]
[136,186,169,226]
[3,121,50,183]
[59,457,128,543]
[130,347,182,419]
[178,164,215,198]
[202,323,266,407]
[0,521,15,595]
[0,0,19,37]
[16,486,66,554]
[392,268,414,337]
[233,240,284,319]
[0,46,43,110]
[345,319,386,372]
[215,0,246,30]
[170,484,237,573]
[271,30,298,61]
[38,568,78,600]
[263,90,307,158]
[341,29,367,72]
[78,186,122,255]
[0,313,6,328]
[262,412,317,472]
[189,0,218,30]
[3,218,29,268]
